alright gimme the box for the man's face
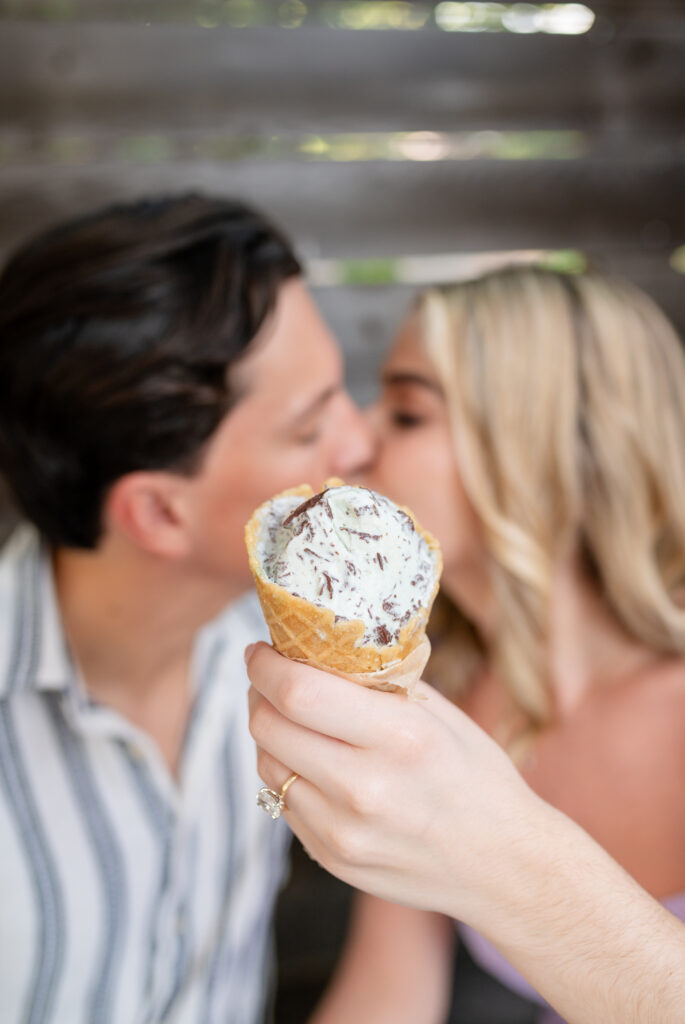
[183,278,374,590]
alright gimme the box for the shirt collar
[0,525,74,699]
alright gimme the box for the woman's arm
[247,643,685,1024]
[482,800,685,1024]
[308,894,454,1024]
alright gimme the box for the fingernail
[244,643,257,664]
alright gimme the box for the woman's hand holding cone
[245,641,540,933]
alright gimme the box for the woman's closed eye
[391,411,426,429]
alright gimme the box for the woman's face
[365,314,490,619]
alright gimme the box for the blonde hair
[420,266,685,733]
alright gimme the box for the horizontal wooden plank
[1,0,684,24]
[0,156,682,264]
[0,23,683,135]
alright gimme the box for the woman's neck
[548,556,662,716]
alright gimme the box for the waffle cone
[245,481,442,694]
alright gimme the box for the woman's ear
[104,472,193,559]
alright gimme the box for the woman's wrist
[458,790,618,942]
[441,783,553,933]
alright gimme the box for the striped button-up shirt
[0,526,290,1024]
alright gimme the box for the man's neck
[52,537,244,702]
[52,537,248,776]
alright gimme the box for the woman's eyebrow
[383,371,442,394]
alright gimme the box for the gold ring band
[279,773,299,806]
[256,772,300,820]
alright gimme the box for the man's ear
[104,472,192,559]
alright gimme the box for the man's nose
[363,400,384,436]
[333,395,377,482]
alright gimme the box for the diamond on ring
[256,786,283,820]
[257,773,299,820]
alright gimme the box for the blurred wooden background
[1,0,684,407]
[1,1,684,1019]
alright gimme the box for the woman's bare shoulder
[525,656,685,896]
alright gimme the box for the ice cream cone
[245,480,442,694]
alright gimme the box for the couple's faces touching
[130,277,482,600]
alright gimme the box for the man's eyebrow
[290,384,341,425]
[382,371,442,394]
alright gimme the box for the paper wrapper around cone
[244,480,442,696]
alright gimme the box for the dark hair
[0,193,301,548]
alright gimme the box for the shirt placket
[136,666,233,1022]
[145,803,194,1021]
[61,682,197,1023]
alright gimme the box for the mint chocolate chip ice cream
[256,484,439,648]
